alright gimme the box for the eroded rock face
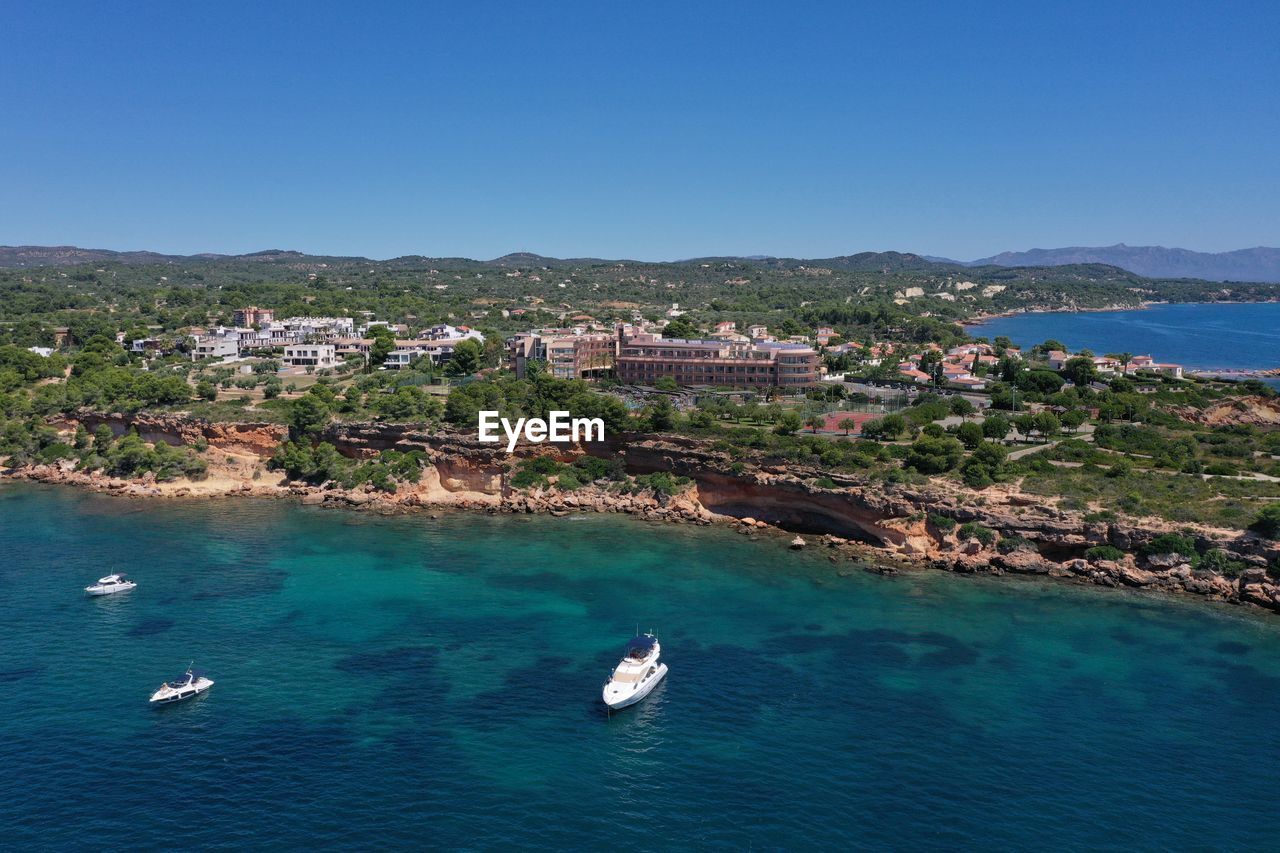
[66,411,288,456]
[1171,396,1280,428]
[993,550,1052,575]
[11,416,1279,614]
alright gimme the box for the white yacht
[84,573,136,596]
[602,632,667,710]
[149,665,214,705]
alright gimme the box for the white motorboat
[84,573,136,596]
[602,632,667,710]
[149,665,214,705]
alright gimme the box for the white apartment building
[191,337,239,361]
[283,344,336,369]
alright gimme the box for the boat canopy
[625,635,657,654]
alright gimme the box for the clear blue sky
[2,1,1277,260]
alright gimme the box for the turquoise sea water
[2,483,1279,850]
[969,302,1280,383]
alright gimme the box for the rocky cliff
[10,413,1279,613]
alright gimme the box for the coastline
[963,297,1280,327]
[6,423,1278,614]
[962,300,1280,376]
[961,301,1159,327]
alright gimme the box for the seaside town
[19,302,1215,442]
[4,269,1279,635]
[6,3,1280,848]
[5,269,1278,582]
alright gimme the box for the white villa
[283,344,336,369]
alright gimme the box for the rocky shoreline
[5,412,1278,615]
[961,301,1156,326]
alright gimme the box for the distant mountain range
[948,244,1280,283]
[0,245,325,267]
[2,243,1279,283]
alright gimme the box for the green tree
[1060,409,1088,432]
[644,397,678,431]
[955,421,984,449]
[837,417,857,436]
[982,413,1011,442]
[774,410,803,435]
[969,440,1008,478]
[368,326,396,367]
[376,386,443,422]
[1062,356,1098,387]
[961,459,994,488]
[862,413,907,441]
[288,393,331,438]
[662,317,700,339]
[444,338,484,376]
[1013,413,1036,442]
[1032,411,1061,439]
[949,396,975,418]
[904,435,964,474]
[1015,370,1066,394]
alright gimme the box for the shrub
[928,513,956,531]
[961,461,993,489]
[1140,533,1198,559]
[510,468,549,490]
[1117,492,1144,513]
[523,456,565,476]
[573,455,625,482]
[957,522,995,546]
[996,534,1031,554]
[1199,549,1246,577]
[555,470,583,490]
[1250,504,1280,539]
[633,471,688,497]
[1106,457,1132,478]
[36,442,75,463]
[366,466,395,493]
[814,476,837,489]
[1085,545,1125,562]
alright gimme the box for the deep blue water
[3,483,1279,850]
[969,302,1280,383]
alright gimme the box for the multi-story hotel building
[233,306,275,327]
[615,332,818,388]
[506,329,617,380]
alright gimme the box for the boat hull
[85,584,135,596]
[149,679,214,705]
[603,663,667,710]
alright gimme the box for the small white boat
[150,665,214,705]
[602,632,667,710]
[85,573,136,596]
